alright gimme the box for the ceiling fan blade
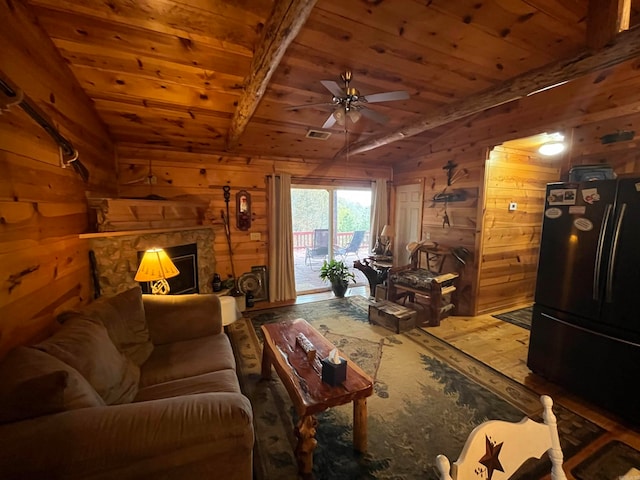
[322,112,337,129]
[284,102,336,111]
[362,90,410,103]
[320,80,344,97]
[360,107,389,124]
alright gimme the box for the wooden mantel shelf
[87,197,209,234]
[79,225,213,239]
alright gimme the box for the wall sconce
[134,248,180,294]
[236,190,251,230]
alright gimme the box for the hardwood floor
[289,289,640,478]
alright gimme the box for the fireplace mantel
[87,197,208,233]
[79,225,212,239]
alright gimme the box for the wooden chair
[387,243,459,326]
[436,395,566,480]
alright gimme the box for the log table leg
[353,397,368,452]
[261,346,272,379]
[294,415,318,476]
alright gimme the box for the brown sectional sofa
[0,287,254,479]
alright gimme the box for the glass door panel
[292,186,371,295]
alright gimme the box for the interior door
[393,183,423,265]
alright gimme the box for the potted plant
[319,259,356,298]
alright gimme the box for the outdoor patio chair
[305,228,329,269]
[436,395,566,480]
[335,230,365,261]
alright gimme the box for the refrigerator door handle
[593,204,613,301]
[606,203,627,303]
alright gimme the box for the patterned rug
[228,297,603,479]
[572,440,640,480]
[492,305,533,330]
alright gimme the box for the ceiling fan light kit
[292,70,410,129]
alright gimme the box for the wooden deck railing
[293,231,370,250]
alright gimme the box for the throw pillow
[59,286,153,366]
[35,317,140,405]
[0,346,104,424]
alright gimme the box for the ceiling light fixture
[539,141,565,156]
[538,133,566,156]
[347,109,361,123]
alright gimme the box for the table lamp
[380,224,393,256]
[134,248,180,294]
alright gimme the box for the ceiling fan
[287,70,410,129]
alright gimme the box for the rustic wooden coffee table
[260,318,374,478]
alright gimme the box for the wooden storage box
[374,284,387,301]
[368,301,416,333]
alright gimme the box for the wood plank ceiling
[24,0,640,167]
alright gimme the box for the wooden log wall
[394,146,485,316]
[0,0,116,358]
[476,146,562,314]
[393,56,640,316]
[117,146,391,285]
[571,110,640,174]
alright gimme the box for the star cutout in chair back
[478,435,504,479]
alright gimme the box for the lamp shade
[134,248,180,282]
[381,224,393,237]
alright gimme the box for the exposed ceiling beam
[587,0,631,49]
[337,25,640,159]
[226,0,317,151]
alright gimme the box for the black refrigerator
[527,177,640,424]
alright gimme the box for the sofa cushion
[142,294,222,345]
[0,346,104,424]
[140,334,236,388]
[59,287,153,366]
[35,317,140,405]
[134,369,241,402]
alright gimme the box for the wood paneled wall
[0,1,116,357]
[394,57,640,316]
[117,146,391,285]
[476,146,562,314]
[394,146,486,315]
[571,110,640,174]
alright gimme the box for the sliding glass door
[291,186,371,294]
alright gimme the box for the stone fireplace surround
[81,227,215,297]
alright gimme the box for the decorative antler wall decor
[431,163,471,227]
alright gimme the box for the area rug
[492,305,533,330]
[572,440,640,480]
[228,297,603,479]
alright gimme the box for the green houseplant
[319,259,356,298]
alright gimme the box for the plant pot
[331,280,349,298]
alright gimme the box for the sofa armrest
[143,293,223,345]
[0,392,254,479]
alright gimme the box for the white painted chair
[436,395,566,480]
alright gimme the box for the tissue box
[321,357,347,386]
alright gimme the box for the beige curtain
[370,178,388,253]
[267,174,297,302]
